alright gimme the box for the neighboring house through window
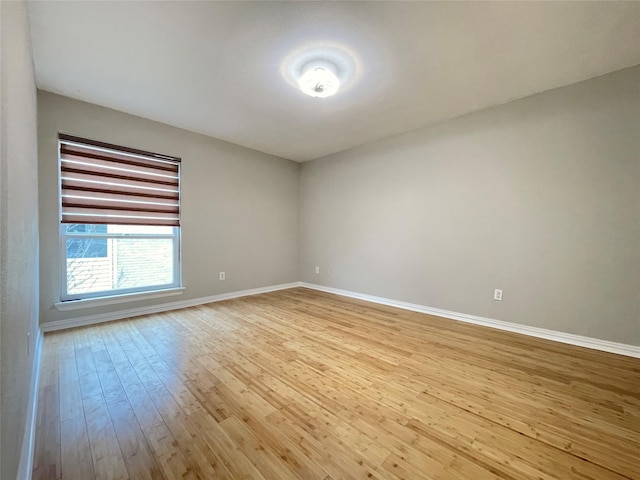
[59,134,182,301]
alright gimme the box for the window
[59,134,181,301]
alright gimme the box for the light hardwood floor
[33,288,640,479]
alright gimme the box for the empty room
[1,1,639,479]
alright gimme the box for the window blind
[59,134,181,227]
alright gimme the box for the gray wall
[0,1,41,478]
[39,92,300,325]
[301,66,640,346]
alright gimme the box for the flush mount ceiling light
[298,60,340,98]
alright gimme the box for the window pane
[65,224,108,234]
[66,237,108,259]
[66,237,174,295]
[111,238,174,289]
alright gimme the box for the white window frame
[59,224,182,302]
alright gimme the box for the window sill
[54,287,185,311]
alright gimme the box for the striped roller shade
[59,134,181,227]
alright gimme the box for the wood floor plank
[32,384,61,480]
[106,399,164,480]
[74,346,104,400]
[58,355,83,422]
[142,421,197,480]
[60,416,95,480]
[101,330,164,429]
[32,336,62,480]
[91,348,128,406]
[83,393,129,480]
[186,409,269,480]
[34,288,640,480]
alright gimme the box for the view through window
[63,224,179,299]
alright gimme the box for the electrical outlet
[327,269,333,276]
[219,272,225,281]
[27,331,31,357]
[493,289,503,301]
[315,266,320,274]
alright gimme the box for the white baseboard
[300,282,640,359]
[40,280,640,359]
[41,282,302,333]
[16,328,44,480]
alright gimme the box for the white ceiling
[28,1,640,162]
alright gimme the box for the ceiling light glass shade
[298,60,340,98]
